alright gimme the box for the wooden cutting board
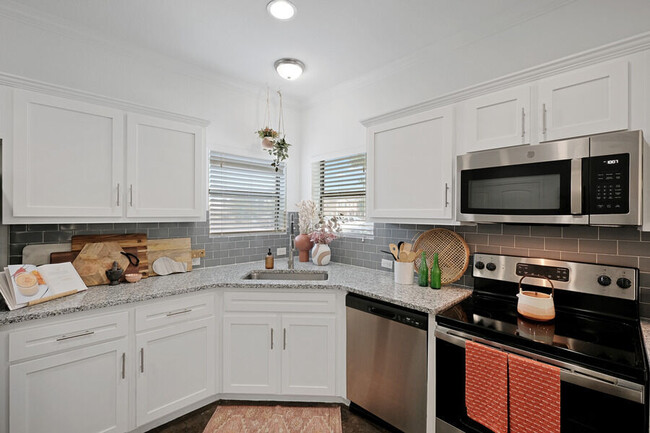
[71,234,148,277]
[147,238,192,276]
[71,242,131,286]
[51,247,143,282]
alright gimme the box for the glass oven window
[461,160,571,215]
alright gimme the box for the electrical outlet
[381,259,393,269]
[192,257,201,266]
[277,247,287,256]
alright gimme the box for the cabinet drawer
[135,292,215,332]
[9,311,128,362]
[224,291,336,313]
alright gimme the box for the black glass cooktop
[436,292,646,383]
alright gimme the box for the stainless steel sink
[243,270,329,281]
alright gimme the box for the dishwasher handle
[368,306,398,320]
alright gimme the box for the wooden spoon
[389,244,400,261]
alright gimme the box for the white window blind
[312,153,373,237]
[209,152,286,234]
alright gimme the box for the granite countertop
[0,259,472,325]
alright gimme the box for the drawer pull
[166,308,192,317]
[283,328,287,350]
[140,348,144,373]
[271,328,274,350]
[56,330,94,341]
[121,353,126,379]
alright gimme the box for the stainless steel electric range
[436,253,648,433]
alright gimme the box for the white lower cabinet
[135,311,216,426]
[9,338,129,433]
[281,315,336,396]
[222,291,339,397]
[4,290,342,433]
[222,315,281,394]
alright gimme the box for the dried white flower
[296,200,318,234]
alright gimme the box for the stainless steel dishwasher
[346,293,428,433]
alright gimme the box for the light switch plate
[381,259,393,269]
[192,257,201,266]
[277,247,286,256]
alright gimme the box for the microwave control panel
[589,153,629,214]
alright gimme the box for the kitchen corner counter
[0,260,472,325]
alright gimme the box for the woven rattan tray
[412,228,470,285]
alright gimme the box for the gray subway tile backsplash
[327,222,650,319]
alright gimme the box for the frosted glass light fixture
[274,58,305,80]
[267,0,296,20]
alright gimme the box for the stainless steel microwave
[456,130,643,225]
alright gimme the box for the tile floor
[147,400,396,433]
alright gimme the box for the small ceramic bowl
[124,273,142,283]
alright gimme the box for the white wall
[0,11,304,210]
[300,0,650,198]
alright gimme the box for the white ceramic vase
[311,243,331,266]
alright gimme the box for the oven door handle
[570,158,583,215]
[435,326,645,404]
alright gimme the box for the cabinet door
[538,60,629,142]
[367,106,454,221]
[10,339,128,433]
[281,315,336,396]
[126,113,205,219]
[135,316,215,426]
[11,89,124,218]
[461,85,531,153]
[222,314,281,394]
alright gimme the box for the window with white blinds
[209,152,286,234]
[312,153,373,238]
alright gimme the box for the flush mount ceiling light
[267,0,296,20]
[274,58,305,80]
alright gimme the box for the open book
[0,262,88,310]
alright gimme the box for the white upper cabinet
[126,114,205,219]
[367,106,454,222]
[10,89,124,219]
[460,85,531,153]
[1,86,207,224]
[538,60,629,142]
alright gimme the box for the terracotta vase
[294,234,313,262]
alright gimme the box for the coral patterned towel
[508,353,561,433]
[465,341,509,433]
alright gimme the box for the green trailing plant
[268,137,290,171]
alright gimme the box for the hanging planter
[256,88,279,150]
[266,90,290,171]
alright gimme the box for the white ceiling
[7,0,573,101]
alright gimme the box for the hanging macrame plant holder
[267,90,291,172]
[257,87,278,149]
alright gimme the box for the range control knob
[486,262,497,271]
[475,261,485,270]
[617,278,632,289]
[597,275,611,286]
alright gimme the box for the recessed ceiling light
[274,58,305,80]
[267,0,296,20]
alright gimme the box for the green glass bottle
[418,251,428,287]
[430,252,441,289]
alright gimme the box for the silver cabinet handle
[521,107,525,140]
[140,348,144,373]
[129,184,133,207]
[121,353,126,379]
[116,183,120,206]
[270,328,274,350]
[283,328,287,350]
[166,308,192,317]
[444,183,450,207]
[542,103,547,137]
[56,330,94,341]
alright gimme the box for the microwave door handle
[571,158,582,215]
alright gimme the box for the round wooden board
[412,228,470,285]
